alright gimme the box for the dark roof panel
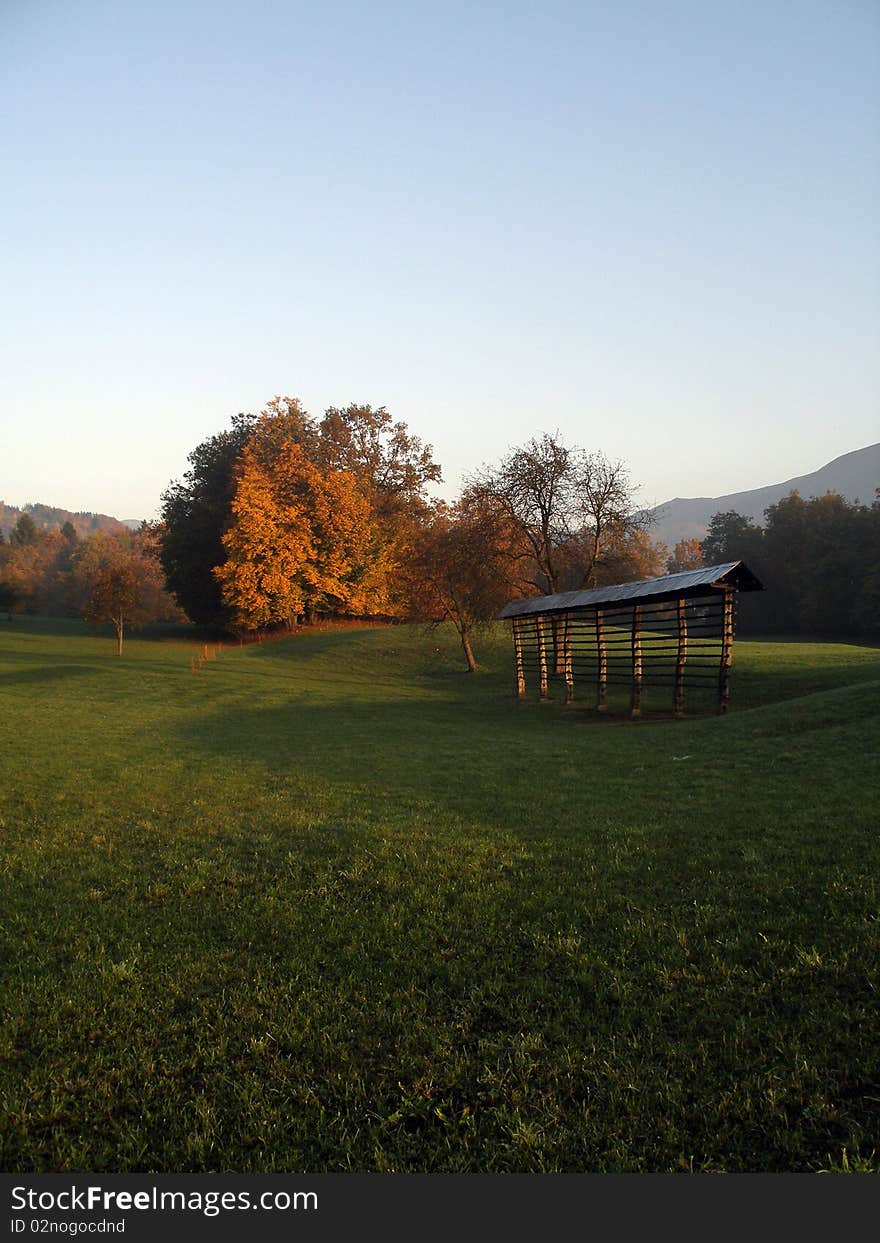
[498,561,763,620]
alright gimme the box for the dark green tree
[700,509,767,631]
[762,491,880,636]
[700,510,764,566]
[852,491,880,635]
[9,513,39,547]
[0,581,16,615]
[701,493,880,638]
[159,413,257,627]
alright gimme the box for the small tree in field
[74,531,172,654]
[406,498,514,672]
[83,562,138,655]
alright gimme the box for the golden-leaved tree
[159,398,440,627]
[317,404,442,618]
[216,439,390,630]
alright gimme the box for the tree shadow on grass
[0,664,96,686]
[172,657,880,851]
[0,615,199,645]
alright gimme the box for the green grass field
[1,617,878,1173]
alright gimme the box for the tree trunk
[115,616,124,656]
[460,629,478,673]
[589,532,600,587]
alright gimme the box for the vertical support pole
[536,615,549,700]
[550,614,562,677]
[563,612,574,703]
[596,608,607,712]
[674,597,688,719]
[719,586,734,714]
[512,617,525,698]
[630,604,642,720]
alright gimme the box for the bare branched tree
[466,432,649,595]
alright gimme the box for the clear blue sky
[2,0,878,520]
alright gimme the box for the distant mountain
[647,443,880,550]
[0,501,138,540]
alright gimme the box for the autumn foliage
[155,409,677,664]
[405,496,515,672]
[74,529,175,654]
[160,399,439,634]
[667,538,705,573]
[0,519,178,651]
[8,401,877,665]
[216,438,389,630]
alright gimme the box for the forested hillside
[0,501,134,540]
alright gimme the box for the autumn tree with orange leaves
[406,496,516,672]
[667,538,704,573]
[160,398,441,630]
[73,529,177,654]
[216,437,390,630]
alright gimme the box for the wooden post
[719,586,734,714]
[596,608,607,712]
[563,612,574,703]
[550,614,563,676]
[630,604,642,720]
[674,597,687,719]
[512,618,526,698]
[536,615,549,700]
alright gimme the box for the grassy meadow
[1,616,879,1173]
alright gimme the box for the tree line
[3,397,876,658]
[0,516,178,653]
[0,501,130,541]
[155,400,663,669]
[695,490,880,637]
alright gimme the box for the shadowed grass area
[1,617,878,1172]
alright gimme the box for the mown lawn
[1,617,878,1172]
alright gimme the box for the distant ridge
[647,443,880,549]
[0,501,139,540]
